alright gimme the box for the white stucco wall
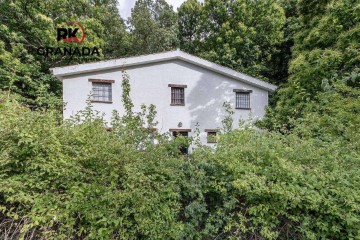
[62,59,269,146]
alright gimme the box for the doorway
[172,131,189,154]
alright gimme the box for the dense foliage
[1,0,360,239]
[0,0,294,106]
[1,86,359,239]
[178,0,286,82]
[263,0,360,129]
[127,0,179,55]
[0,0,128,107]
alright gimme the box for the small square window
[171,87,185,105]
[235,92,250,109]
[207,131,217,143]
[91,82,112,102]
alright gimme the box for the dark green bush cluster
[0,87,359,239]
[199,130,360,239]
[0,92,187,239]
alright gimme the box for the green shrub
[0,88,359,239]
[191,129,360,239]
[0,94,185,239]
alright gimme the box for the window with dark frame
[170,129,191,154]
[171,87,184,105]
[169,84,187,106]
[205,129,218,143]
[207,132,217,143]
[234,89,252,109]
[89,79,114,103]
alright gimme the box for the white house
[51,50,276,149]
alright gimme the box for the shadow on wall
[183,62,245,132]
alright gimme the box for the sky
[117,0,190,19]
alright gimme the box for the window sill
[91,100,113,104]
[205,129,219,132]
[170,104,185,106]
[235,108,251,110]
[169,129,191,132]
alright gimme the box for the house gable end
[51,50,277,92]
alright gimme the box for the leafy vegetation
[127,0,179,55]
[263,0,360,129]
[0,0,127,107]
[1,82,359,239]
[1,0,360,239]
[178,0,286,82]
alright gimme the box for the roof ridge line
[51,50,277,91]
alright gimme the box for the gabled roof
[50,50,277,91]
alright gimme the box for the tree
[0,0,128,106]
[178,0,203,54]
[1,88,359,239]
[266,0,299,86]
[91,0,130,58]
[128,0,179,55]
[178,0,286,83]
[263,0,360,130]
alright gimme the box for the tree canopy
[0,0,127,106]
[127,0,179,55]
[262,0,360,130]
[178,0,286,82]
[1,0,360,239]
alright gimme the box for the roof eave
[50,50,278,92]
[176,54,277,92]
[50,54,177,79]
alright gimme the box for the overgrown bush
[192,129,360,239]
[0,92,186,239]
[1,79,359,239]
